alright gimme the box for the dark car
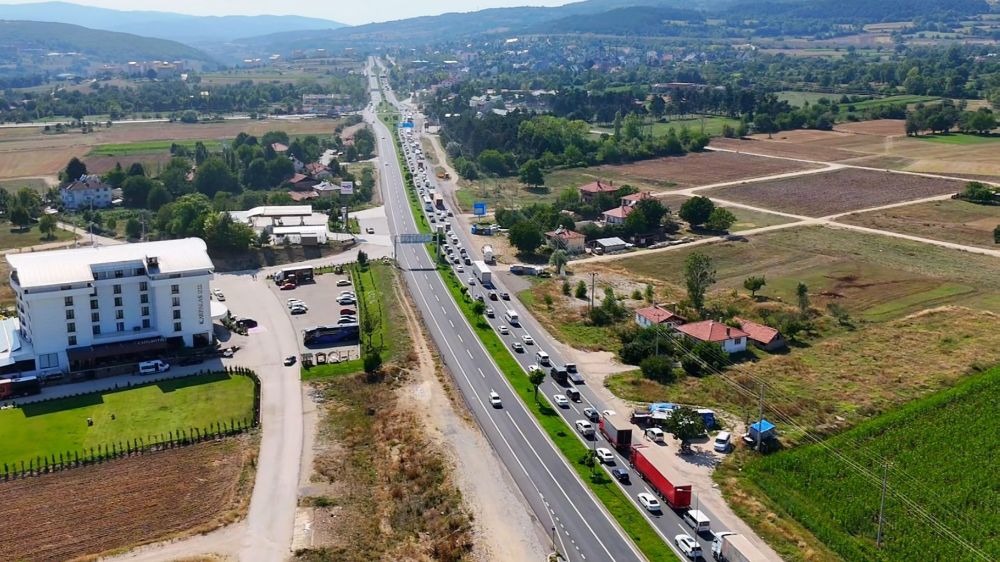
[235,318,258,329]
[489,292,498,301]
[283,355,297,366]
[584,407,600,422]
[611,467,630,484]
[500,292,510,300]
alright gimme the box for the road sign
[473,202,487,216]
[398,233,433,244]
[340,181,354,195]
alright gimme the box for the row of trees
[905,103,997,136]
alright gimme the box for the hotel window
[116,321,125,332]
[65,309,74,320]
[173,322,182,332]
[68,335,77,346]
[114,297,123,307]
[171,284,179,295]
[93,326,101,335]
[114,270,124,278]
[135,268,145,276]
[113,284,122,294]
[91,312,99,322]
[142,319,150,329]
[173,310,181,320]
[66,322,75,333]
[172,297,180,307]
[116,310,124,320]
[64,296,73,306]
[142,306,150,316]
[140,294,149,304]
[139,282,148,291]
[90,299,98,310]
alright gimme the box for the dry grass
[838,198,1000,248]
[833,119,906,136]
[0,436,256,562]
[592,150,823,189]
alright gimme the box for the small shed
[594,237,627,254]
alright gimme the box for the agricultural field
[0,177,52,193]
[776,91,838,107]
[833,119,906,136]
[0,221,76,250]
[0,372,255,468]
[736,369,999,562]
[0,436,256,562]
[710,135,863,162]
[915,133,1000,145]
[838,199,1000,249]
[704,168,963,217]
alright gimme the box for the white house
[61,175,113,210]
[5,238,215,374]
[634,304,686,329]
[676,320,748,354]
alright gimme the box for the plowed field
[597,150,823,188]
[0,436,255,562]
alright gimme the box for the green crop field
[0,373,255,468]
[89,139,224,156]
[846,95,939,110]
[741,368,999,562]
[777,91,840,107]
[915,133,1000,145]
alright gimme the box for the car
[575,420,595,436]
[463,257,472,265]
[552,394,569,407]
[336,279,352,287]
[528,364,541,374]
[336,317,356,325]
[522,334,534,345]
[287,299,305,308]
[488,291,498,300]
[645,427,665,443]
[489,390,502,408]
[467,277,476,285]
[456,264,465,272]
[714,431,732,453]
[340,308,356,315]
[485,307,495,318]
[283,355,297,366]
[674,535,702,560]
[212,289,225,301]
[430,216,436,223]
[595,448,615,464]
[235,318,258,329]
[583,407,599,422]
[637,493,661,513]
[384,162,389,167]
[500,292,510,300]
[338,297,356,305]
[511,342,524,352]
[280,282,297,290]
[611,467,630,483]
[474,294,485,302]
[290,306,308,315]
[498,325,509,335]
[451,256,460,264]
[339,291,356,298]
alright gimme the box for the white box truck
[712,532,768,562]
[482,245,495,263]
[473,261,492,286]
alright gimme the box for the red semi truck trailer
[630,444,692,509]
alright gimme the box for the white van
[138,360,170,375]
[683,509,711,533]
[535,350,550,366]
[504,309,519,326]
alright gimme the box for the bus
[423,195,433,211]
[278,266,314,284]
[303,323,359,346]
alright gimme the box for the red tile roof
[546,228,585,240]
[288,190,318,201]
[603,206,634,219]
[735,317,781,345]
[622,191,653,205]
[289,173,309,184]
[677,320,748,343]
[306,162,328,175]
[579,180,618,194]
[635,305,685,325]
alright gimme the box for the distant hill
[0,20,213,62]
[0,2,347,44]
[726,0,992,21]
[529,5,706,36]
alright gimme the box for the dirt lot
[704,168,964,217]
[838,198,1000,248]
[0,436,255,562]
[833,119,906,136]
[597,151,822,189]
[711,135,864,162]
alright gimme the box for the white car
[456,265,465,272]
[528,364,541,374]
[338,297,356,305]
[467,277,476,285]
[575,420,594,436]
[498,325,509,335]
[552,394,569,408]
[287,298,304,308]
[336,279,352,287]
[714,431,732,452]
[645,427,665,443]
[522,334,534,345]
[674,535,702,560]
[638,493,661,513]
[339,291,356,298]
[596,448,615,464]
[212,289,225,301]
[489,390,502,408]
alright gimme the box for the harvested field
[85,153,177,175]
[599,151,823,189]
[710,136,861,162]
[833,119,906,136]
[838,198,1000,249]
[704,168,963,217]
[0,436,256,562]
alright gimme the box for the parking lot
[269,271,361,361]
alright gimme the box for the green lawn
[777,91,841,107]
[0,372,255,468]
[0,178,51,193]
[591,115,739,138]
[845,95,939,111]
[89,139,224,156]
[914,132,1000,145]
[740,368,999,562]
[0,221,76,250]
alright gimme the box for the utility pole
[876,461,889,549]
[589,272,597,312]
[756,382,765,452]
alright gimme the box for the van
[683,509,711,533]
[138,360,170,375]
[505,309,520,326]
[714,431,732,452]
[566,387,581,401]
[535,350,550,366]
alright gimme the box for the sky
[3,0,574,25]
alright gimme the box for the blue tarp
[649,403,679,413]
[749,419,776,435]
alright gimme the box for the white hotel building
[3,239,215,374]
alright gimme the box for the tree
[9,205,31,231]
[961,181,995,204]
[126,162,145,177]
[663,407,705,450]
[640,355,675,384]
[575,280,588,299]
[645,284,654,302]
[244,158,269,190]
[159,193,213,238]
[357,249,368,267]
[472,300,486,316]
[266,157,295,186]
[121,176,154,208]
[679,196,715,228]
[363,350,382,374]
[529,368,546,402]
[743,276,766,298]
[509,221,543,255]
[38,214,57,239]
[194,158,240,197]
[754,114,778,138]
[519,159,545,188]
[147,184,172,211]
[477,149,509,176]
[203,212,255,252]
[104,162,126,188]
[549,249,568,275]
[64,157,87,182]
[684,252,716,311]
[796,282,810,315]
[125,217,142,239]
[705,208,737,232]
[562,280,571,295]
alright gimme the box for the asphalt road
[374,59,729,560]
[367,62,648,562]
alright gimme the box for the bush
[562,280,571,295]
[640,356,676,384]
[363,350,382,374]
[575,280,588,299]
[681,357,703,376]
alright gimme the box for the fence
[1,366,261,481]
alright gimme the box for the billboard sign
[340,181,354,195]
[473,202,487,216]
[398,233,433,244]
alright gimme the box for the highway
[365,62,647,562]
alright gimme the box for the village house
[61,175,113,210]
[545,227,586,254]
[676,320,748,354]
[578,180,619,203]
[287,173,316,191]
[735,317,787,351]
[634,304,686,329]
[305,162,332,180]
[601,191,653,225]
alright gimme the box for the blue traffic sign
[473,202,487,216]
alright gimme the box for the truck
[472,261,492,286]
[482,245,495,264]
[0,376,41,400]
[550,365,567,384]
[630,444,692,509]
[599,412,632,452]
[712,532,768,562]
[565,363,584,384]
[434,193,445,210]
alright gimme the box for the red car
[279,282,297,290]
[340,308,356,315]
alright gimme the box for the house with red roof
[602,204,634,225]
[578,180,619,202]
[545,227,586,254]
[287,173,316,191]
[634,304,686,329]
[735,317,786,351]
[676,320,748,353]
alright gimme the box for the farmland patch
[838,198,1000,249]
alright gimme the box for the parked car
[290,305,308,315]
[340,308,356,316]
[714,431,732,452]
[674,535,702,560]
[595,448,615,464]
[287,298,304,308]
[637,493,662,513]
[280,282,296,290]
[583,407,599,422]
[212,289,226,301]
[338,297,356,305]
[552,394,569,407]
[611,467,630,483]
[283,355,297,366]
[337,279,352,287]
[489,390,502,408]
[337,317,356,325]
[645,427,665,443]
[366,227,375,234]
[235,318,257,329]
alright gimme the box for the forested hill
[0,20,213,62]
[528,6,706,36]
[727,0,993,22]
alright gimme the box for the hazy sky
[8,0,573,25]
